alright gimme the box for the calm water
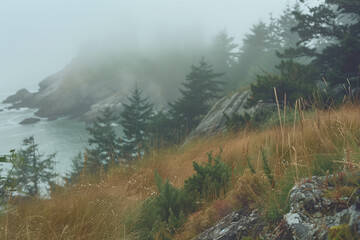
[0,93,88,177]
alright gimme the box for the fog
[0,0,322,95]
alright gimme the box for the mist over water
[0,94,88,176]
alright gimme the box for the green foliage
[64,152,84,185]
[247,155,256,175]
[223,112,250,132]
[134,172,190,240]
[120,86,153,159]
[328,224,358,240]
[261,148,275,187]
[86,107,121,172]
[251,108,277,126]
[169,58,224,132]
[265,173,293,224]
[312,154,342,176]
[0,150,22,203]
[132,150,231,239]
[288,0,360,101]
[12,136,56,196]
[184,149,231,201]
[207,29,239,93]
[148,110,184,148]
[250,60,318,106]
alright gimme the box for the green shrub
[131,150,231,239]
[224,112,251,132]
[261,148,275,187]
[184,149,231,202]
[328,224,358,240]
[133,172,191,240]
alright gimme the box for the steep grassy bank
[2,103,360,239]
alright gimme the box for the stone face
[196,174,360,240]
[187,90,275,139]
[194,209,264,240]
[269,175,360,240]
[19,118,41,125]
[3,88,32,104]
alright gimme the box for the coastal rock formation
[19,118,41,125]
[3,88,33,105]
[2,62,127,121]
[196,173,360,240]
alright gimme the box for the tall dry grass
[2,101,360,239]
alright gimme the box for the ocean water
[0,93,88,177]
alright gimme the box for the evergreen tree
[120,86,153,159]
[248,3,321,106]
[291,0,360,89]
[208,30,239,92]
[169,58,224,131]
[86,107,120,172]
[233,21,279,87]
[250,60,317,105]
[64,152,84,184]
[274,3,302,49]
[13,136,56,196]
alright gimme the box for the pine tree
[233,21,280,87]
[64,152,84,184]
[292,0,360,89]
[169,58,224,131]
[120,86,153,159]
[208,30,239,92]
[274,3,301,49]
[13,136,56,196]
[86,107,121,172]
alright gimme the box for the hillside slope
[2,103,360,239]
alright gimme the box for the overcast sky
[0,0,317,94]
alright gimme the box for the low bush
[184,149,231,202]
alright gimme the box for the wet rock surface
[194,209,264,240]
[3,88,33,105]
[196,174,360,240]
[19,117,41,125]
[188,90,275,138]
[274,175,360,240]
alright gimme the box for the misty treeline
[66,57,225,182]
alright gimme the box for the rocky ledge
[196,173,360,240]
[187,90,275,139]
[19,118,41,125]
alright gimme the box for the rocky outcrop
[273,175,360,239]
[2,63,124,121]
[195,173,360,240]
[188,90,275,138]
[194,209,265,240]
[19,118,41,125]
[3,88,33,105]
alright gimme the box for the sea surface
[0,93,89,177]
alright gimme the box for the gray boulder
[188,90,275,138]
[19,117,41,125]
[275,175,360,239]
[3,88,32,104]
[194,209,265,240]
[196,174,360,240]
